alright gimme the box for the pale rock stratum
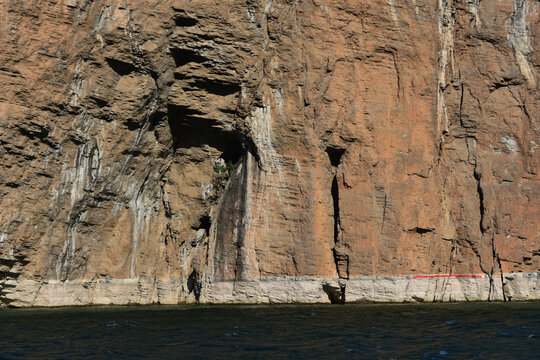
[0,0,538,307]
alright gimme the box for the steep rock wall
[0,0,538,306]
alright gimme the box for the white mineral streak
[412,0,420,16]
[0,221,12,246]
[508,0,536,88]
[70,139,101,208]
[500,136,520,155]
[56,120,102,279]
[529,141,538,155]
[246,6,257,24]
[261,0,274,50]
[128,180,154,279]
[388,0,399,25]
[95,5,112,32]
[243,101,290,283]
[2,273,538,307]
[236,154,259,281]
[437,0,455,138]
[271,87,284,116]
[201,183,213,201]
[468,0,481,27]
[67,59,86,109]
[55,221,77,279]
[250,105,281,174]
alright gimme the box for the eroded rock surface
[0,0,538,306]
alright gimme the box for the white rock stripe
[1,273,537,307]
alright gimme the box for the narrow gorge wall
[0,0,538,307]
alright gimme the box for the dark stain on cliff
[187,270,202,302]
[211,153,250,282]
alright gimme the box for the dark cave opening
[167,104,245,166]
[188,79,241,97]
[322,283,346,304]
[326,146,346,168]
[169,48,208,67]
[105,57,136,76]
[187,270,202,302]
[174,15,198,27]
[197,214,212,236]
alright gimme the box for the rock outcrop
[0,0,538,307]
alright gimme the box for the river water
[0,302,538,359]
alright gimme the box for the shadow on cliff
[166,103,244,164]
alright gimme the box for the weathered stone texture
[0,0,538,306]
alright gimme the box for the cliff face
[0,0,538,307]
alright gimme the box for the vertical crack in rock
[474,167,506,301]
[473,169,486,235]
[438,242,458,302]
[492,236,508,302]
[472,167,494,299]
[331,175,341,249]
[459,83,465,128]
[326,147,348,281]
[380,194,388,234]
[392,53,402,100]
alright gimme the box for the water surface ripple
[1,302,538,359]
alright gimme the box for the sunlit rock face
[0,0,538,307]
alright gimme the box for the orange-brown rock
[0,0,538,307]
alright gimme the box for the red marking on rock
[413,274,483,280]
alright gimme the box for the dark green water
[0,303,538,359]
